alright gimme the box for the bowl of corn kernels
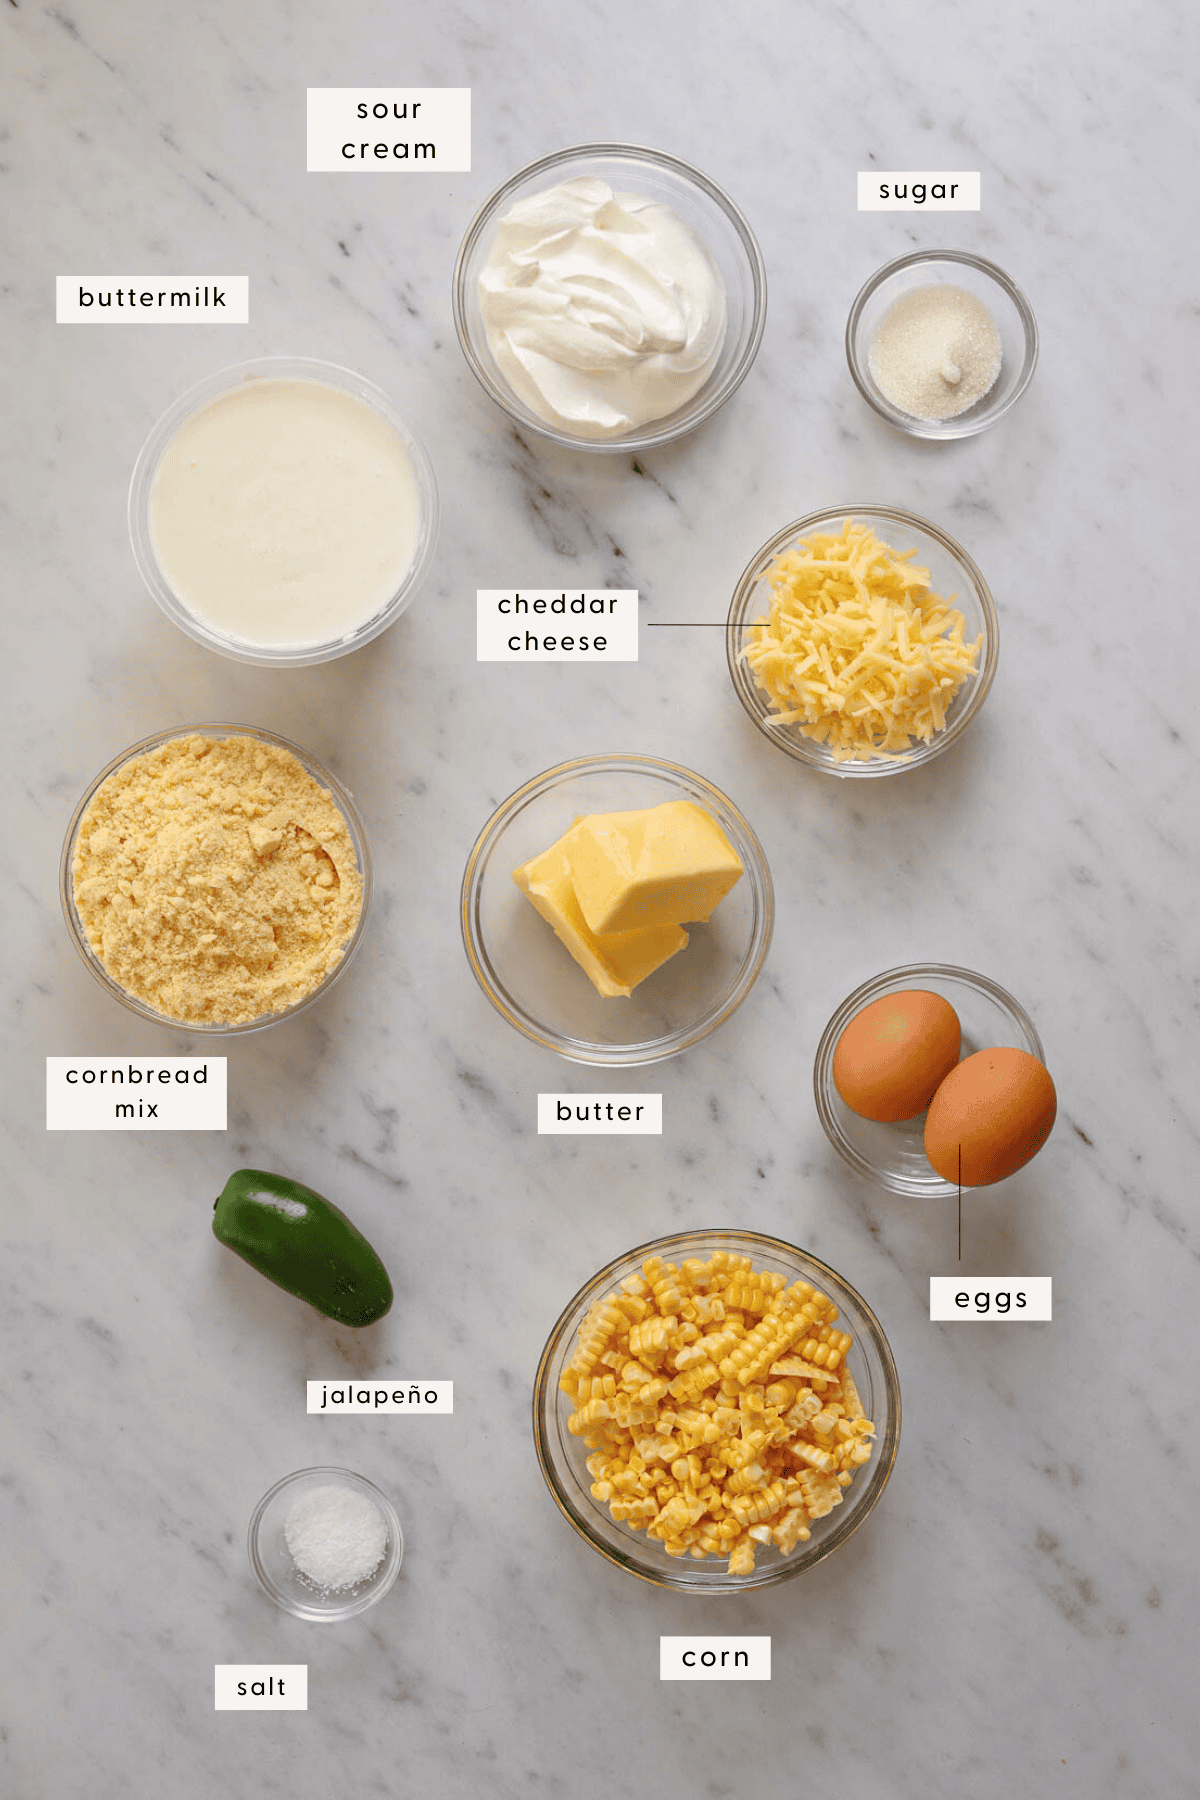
[533,1230,900,1589]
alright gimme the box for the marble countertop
[4,2,1198,1796]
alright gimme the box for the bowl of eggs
[813,964,1056,1198]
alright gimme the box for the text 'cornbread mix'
[71,733,362,1025]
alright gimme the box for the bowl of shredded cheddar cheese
[726,508,998,776]
[534,1230,900,1589]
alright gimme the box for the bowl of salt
[248,1466,404,1620]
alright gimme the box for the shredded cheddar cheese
[741,517,981,762]
[560,1251,876,1576]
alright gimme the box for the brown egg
[833,989,962,1122]
[924,1047,1057,1186]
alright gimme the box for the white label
[660,1637,771,1682]
[56,277,249,323]
[538,1094,662,1135]
[856,171,981,211]
[307,1380,453,1414]
[477,590,638,662]
[214,1666,307,1711]
[307,88,470,172]
[46,1058,227,1131]
[929,1276,1052,1320]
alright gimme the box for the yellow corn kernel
[771,1507,812,1554]
[731,1477,795,1525]
[569,1297,627,1374]
[723,1278,776,1315]
[669,1359,720,1403]
[629,1315,672,1361]
[651,1272,685,1316]
[797,1469,844,1519]
[792,1439,835,1473]
[728,1460,769,1495]
[727,1537,756,1576]
[839,1368,865,1421]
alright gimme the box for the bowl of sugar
[846,251,1037,440]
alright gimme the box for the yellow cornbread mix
[512,839,688,998]
[560,802,744,935]
[741,517,981,762]
[559,1252,876,1575]
[71,733,363,1025]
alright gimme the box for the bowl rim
[127,353,440,667]
[460,752,774,1065]
[813,961,1047,1196]
[532,1227,902,1590]
[725,504,999,778]
[247,1464,404,1621]
[845,249,1039,440]
[451,140,768,454]
[60,721,373,1034]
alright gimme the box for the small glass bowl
[814,963,1047,1197]
[128,356,439,666]
[461,754,773,1066]
[248,1467,403,1622]
[846,251,1037,440]
[726,504,998,778]
[534,1230,901,1591]
[452,143,767,453]
[60,723,372,1034]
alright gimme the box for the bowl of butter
[460,754,773,1064]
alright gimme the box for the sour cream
[148,378,422,648]
[478,176,727,439]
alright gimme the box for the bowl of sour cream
[129,357,439,666]
[453,143,767,452]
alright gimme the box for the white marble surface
[3,1,1198,1795]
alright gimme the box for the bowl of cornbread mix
[62,725,371,1031]
[460,754,773,1065]
[534,1231,900,1590]
[726,507,999,777]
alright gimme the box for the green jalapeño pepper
[213,1169,393,1328]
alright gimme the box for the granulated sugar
[868,284,1002,421]
[284,1484,387,1590]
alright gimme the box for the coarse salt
[283,1484,387,1590]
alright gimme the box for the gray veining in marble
[2,1,1198,1796]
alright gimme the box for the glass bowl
[248,1467,403,1622]
[814,963,1047,1197]
[726,504,998,778]
[128,356,439,666]
[846,251,1038,440]
[60,723,372,1033]
[461,754,773,1065]
[452,143,767,452]
[533,1229,901,1591]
